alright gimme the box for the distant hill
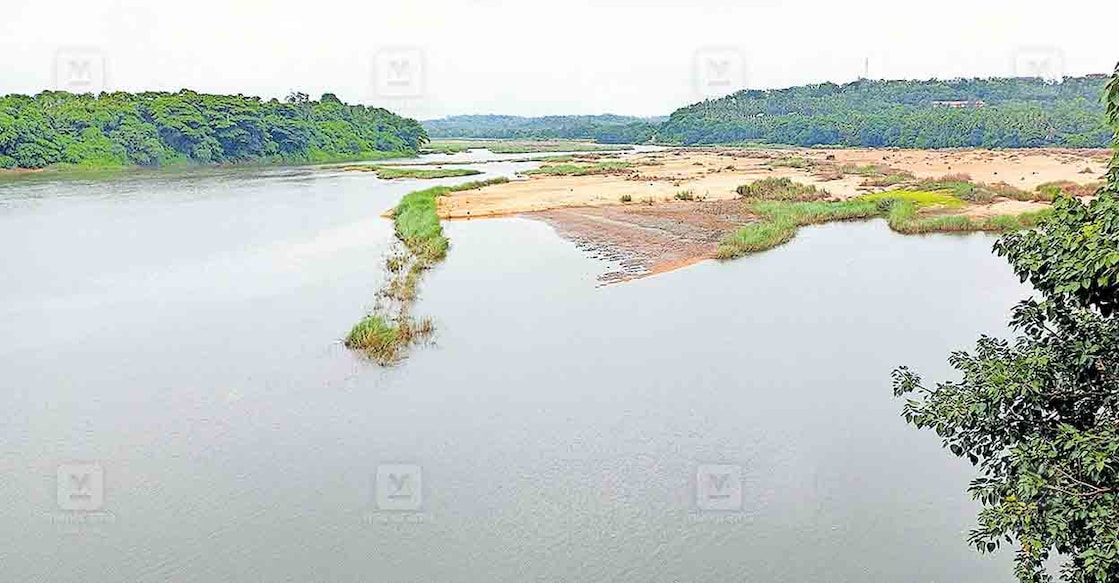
[427,76,1112,149]
[422,114,663,144]
[655,75,1112,148]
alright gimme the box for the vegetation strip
[345,177,509,364]
[523,160,633,176]
[716,177,1059,259]
[342,165,482,180]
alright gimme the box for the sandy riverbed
[437,147,1108,219]
[435,147,1109,282]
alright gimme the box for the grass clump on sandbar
[343,165,482,180]
[717,199,879,258]
[885,199,1051,234]
[523,160,634,177]
[716,177,1054,260]
[345,177,508,364]
[735,177,828,202]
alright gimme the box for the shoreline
[0,150,420,182]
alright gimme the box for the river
[0,151,1022,582]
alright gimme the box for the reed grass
[736,177,826,201]
[716,199,879,259]
[344,315,401,363]
[718,195,1047,260]
[346,176,508,364]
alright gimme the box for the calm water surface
[0,155,1023,582]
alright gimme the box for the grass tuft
[344,315,401,364]
[735,177,827,201]
[768,156,813,169]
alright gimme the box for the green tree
[0,90,427,169]
[656,75,1111,147]
[892,65,1119,583]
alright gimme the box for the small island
[341,165,482,180]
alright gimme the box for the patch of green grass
[448,177,509,191]
[524,161,633,176]
[752,199,882,225]
[719,195,1048,260]
[370,166,482,180]
[839,163,883,176]
[717,199,879,259]
[768,156,813,169]
[859,189,967,208]
[736,177,826,201]
[674,190,695,201]
[910,174,994,202]
[344,315,401,363]
[390,178,508,263]
[717,219,799,258]
[861,172,915,187]
[394,187,451,263]
[885,200,1053,234]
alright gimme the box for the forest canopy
[4,75,1112,171]
[656,75,1112,148]
[425,76,1112,149]
[0,90,428,169]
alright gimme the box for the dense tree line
[0,90,428,169]
[656,75,1112,148]
[893,65,1119,583]
[422,114,660,144]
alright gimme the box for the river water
[0,152,1023,582]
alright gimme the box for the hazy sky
[2,0,1115,120]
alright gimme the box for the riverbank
[0,150,419,182]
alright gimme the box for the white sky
[1,0,1115,120]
